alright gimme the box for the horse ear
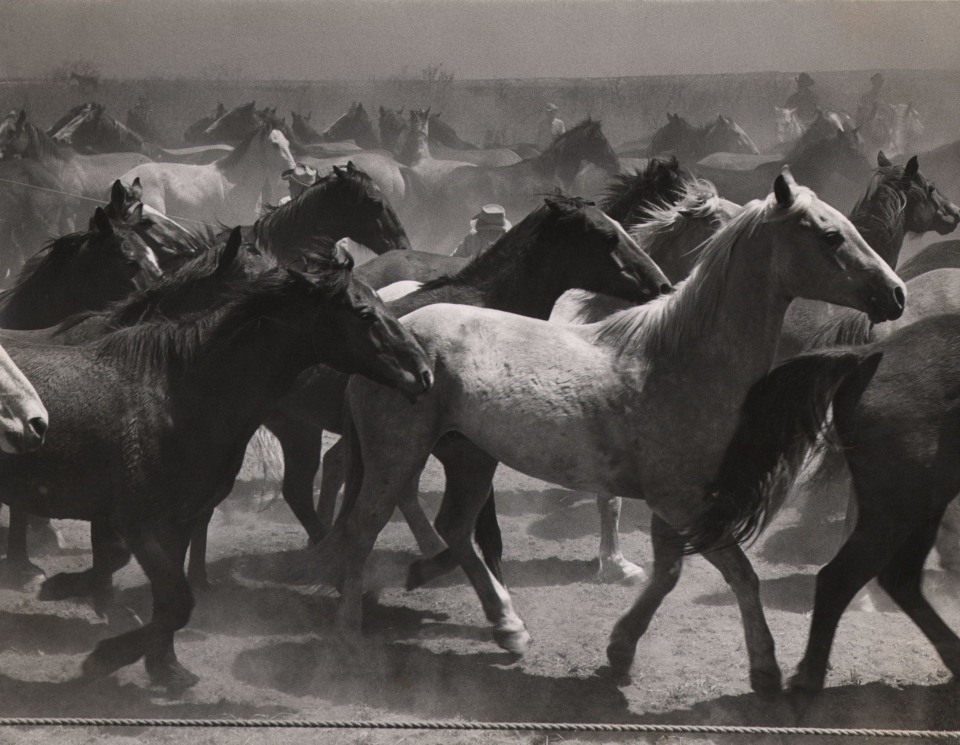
[218,227,243,272]
[93,207,113,235]
[877,151,892,168]
[15,109,26,130]
[110,180,125,209]
[774,167,796,208]
[131,177,143,200]
[905,155,919,178]
[346,160,357,172]
[288,268,318,290]
[334,240,356,271]
[332,165,345,178]
[128,202,144,224]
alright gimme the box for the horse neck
[0,266,116,330]
[397,221,571,318]
[535,137,582,185]
[25,124,69,162]
[605,223,787,382]
[256,188,355,262]
[849,181,907,268]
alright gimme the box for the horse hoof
[787,667,825,696]
[597,558,647,586]
[492,624,531,655]
[406,561,429,591]
[605,641,636,678]
[189,576,218,593]
[750,667,783,700]
[148,661,200,692]
[39,572,91,601]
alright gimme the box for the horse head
[702,114,760,155]
[876,153,960,236]
[649,113,702,161]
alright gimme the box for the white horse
[120,123,295,227]
[315,170,905,697]
[775,107,803,144]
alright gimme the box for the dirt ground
[0,434,957,745]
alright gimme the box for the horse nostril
[660,283,674,295]
[894,286,906,308]
[28,417,47,442]
[420,369,434,391]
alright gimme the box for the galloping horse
[0,238,433,690]
[49,103,149,155]
[315,171,905,698]
[121,122,296,226]
[183,103,227,144]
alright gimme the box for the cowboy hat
[471,204,511,232]
[281,163,319,188]
[796,72,815,87]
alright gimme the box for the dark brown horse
[0,235,432,690]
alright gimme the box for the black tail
[682,350,882,555]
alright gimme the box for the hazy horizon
[2,0,959,82]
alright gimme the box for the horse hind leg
[317,436,346,537]
[789,511,902,695]
[607,514,685,680]
[596,495,646,585]
[700,543,781,698]
[428,452,530,654]
[877,505,960,677]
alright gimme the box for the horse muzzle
[865,283,906,323]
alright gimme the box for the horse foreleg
[607,514,684,679]
[83,520,198,691]
[0,506,44,587]
[596,495,646,585]
[935,496,960,573]
[41,519,133,619]
[265,416,326,544]
[700,544,781,698]
[398,480,447,557]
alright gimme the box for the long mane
[217,121,271,169]
[595,187,817,356]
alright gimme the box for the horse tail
[682,350,882,555]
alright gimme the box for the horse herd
[0,93,959,708]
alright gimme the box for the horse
[49,103,149,155]
[127,96,167,146]
[253,161,412,265]
[397,109,476,186]
[859,102,923,158]
[775,107,804,145]
[312,103,380,151]
[379,106,518,167]
[196,101,262,145]
[648,113,760,163]
[183,102,226,144]
[596,156,690,227]
[177,196,672,587]
[0,236,432,690]
[421,118,621,248]
[313,170,905,698]
[696,128,872,215]
[897,239,960,280]
[0,110,26,159]
[777,153,960,361]
[121,122,296,227]
[706,316,960,694]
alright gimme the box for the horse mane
[681,350,876,554]
[542,118,602,157]
[801,310,876,352]
[418,195,595,292]
[95,258,350,380]
[6,228,115,296]
[630,179,727,263]
[598,156,687,225]
[217,121,272,169]
[596,187,817,357]
[257,165,379,248]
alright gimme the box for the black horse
[0,232,432,690]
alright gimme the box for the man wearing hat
[786,72,819,125]
[278,163,319,206]
[537,103,566,150]
[453,204,512,259]
[857,72,887,127]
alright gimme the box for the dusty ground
[0,436,957,745]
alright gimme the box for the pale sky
[1,0,958,80]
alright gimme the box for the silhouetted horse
[648,113,760,163]
[0,234,432,690]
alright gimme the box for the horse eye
[822,231,844,247]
